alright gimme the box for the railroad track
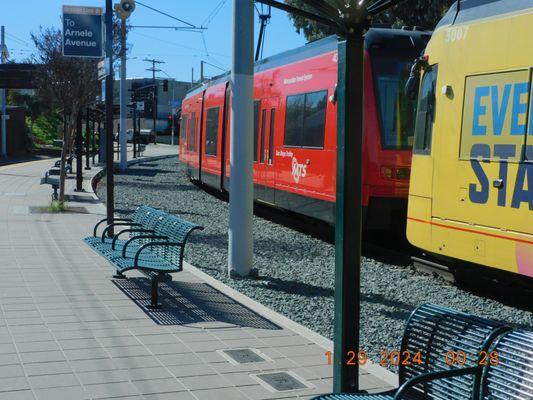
[195,179,533,312]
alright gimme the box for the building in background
[112,78,191,133]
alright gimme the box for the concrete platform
[0,150,395,399]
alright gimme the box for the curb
[89,153,176,194]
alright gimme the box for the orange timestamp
[325,350,500,367]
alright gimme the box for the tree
[31,27,99,203]
[285,0,454,41]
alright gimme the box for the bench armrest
[393,367,480,400]
[93,218,131,237]
[101,222,141,242]
[122,235,169,257]
[111,228,155,250]
[134,242,182,267]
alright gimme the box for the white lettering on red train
[283,74,313,85]
[291,157,307,183]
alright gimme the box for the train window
[413,66,437,154]
[284,94,305,147]
[284,90,327,148]
[205,107,220,156]
[180,115,188,141]
[187,112,197,151]
[253,101,260,162]
[303,90,327,148]
[268,109,276,164]
[459,69,529,162]
[260,109,267,162]
[374,60,417,150]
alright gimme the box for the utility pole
[119,19,128,171]
[228,0,254,278]
[144,58,164,138]
[0,26,7,157]
[85,107,91,170]
[170,82,175,145]
[191,67,194,87]
[105,0,115,236]
[200,61,204,82]
[75,110,83,191]
[255,5,271,61]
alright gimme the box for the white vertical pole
[228,0,254,277]
[0,26,7,157]
[119,19,127,171]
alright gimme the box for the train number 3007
[444,26,469,43]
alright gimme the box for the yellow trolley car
[407,0,533,278]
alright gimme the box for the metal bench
[54,155,73,174]
[84,205,203,308]
[313,304,509,400]
[40,170,60,200]
[479,329,533,399]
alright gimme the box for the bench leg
[52,186,58,201]
[147,275,162,309]
[113,271,127,279]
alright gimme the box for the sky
[3,1,308,83]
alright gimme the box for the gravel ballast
[96,155,533,368]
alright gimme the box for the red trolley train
[179,29,430,228]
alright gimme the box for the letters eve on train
[463,73,532,210]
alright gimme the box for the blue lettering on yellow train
[468,81,532,210]
[472,82,532,135]
[469,144,533,210]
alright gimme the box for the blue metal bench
[84,205,203,308]
[313,304,509,400]
[40,170,60,200]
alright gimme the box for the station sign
[62,5,103,58]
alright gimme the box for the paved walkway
[0,150,394,400]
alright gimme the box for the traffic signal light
[163,79,168,92]
[115,0,136,20]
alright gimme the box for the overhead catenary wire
[135,1,201,28]
[5,32,32,48]
[202,0,228,27]
[130,31,229,58]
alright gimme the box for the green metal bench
[313,304,509,400]
[54,155,73,174]
[479,329,533,399]
[84,205,203,308]
[40,170,60,200]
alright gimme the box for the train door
[406,65,437,248]
[257,98,279,204]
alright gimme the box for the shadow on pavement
[113,277,281,330]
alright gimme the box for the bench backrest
[399,304,506,399]
[131,206,163,227]
[152,213,202,268]
[480,330,533,399]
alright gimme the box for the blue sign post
[62,6,103,58]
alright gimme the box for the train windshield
[373,58,417,150]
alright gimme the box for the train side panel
[407,5,533,277]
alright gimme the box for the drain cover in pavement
[221,348,266,364]
[254,372,309,392]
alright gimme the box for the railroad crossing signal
[114,0,135,20]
